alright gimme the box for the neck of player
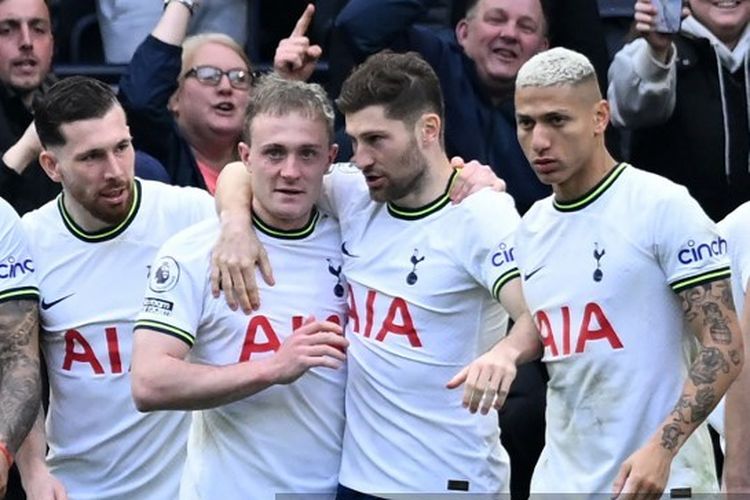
[395,151,454,209]
[553,147,617,203]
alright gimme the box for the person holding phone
[606,0,750,223]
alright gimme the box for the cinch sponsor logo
[678,237,727,265]
[492,243,515,267]
[0,256,34,279]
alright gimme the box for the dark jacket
[119,35,207,190]
[0,76,58,214]
[610,31,750,221]
[634,37,749,221]
[335,0,549,214]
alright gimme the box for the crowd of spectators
[0,0,747,498]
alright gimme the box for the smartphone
[653,0,683,34]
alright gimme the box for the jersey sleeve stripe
[670,267,731,294]
[491,268,521,300]
[134,320,195,347]
[0,286,40,304]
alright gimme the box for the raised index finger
[291,3,315,37]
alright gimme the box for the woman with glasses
[119,0,256,194]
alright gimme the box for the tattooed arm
[612,278,744,497]
[0,298,41,497]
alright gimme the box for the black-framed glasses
[184,65,254,90]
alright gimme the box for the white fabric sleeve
[461,191,521,300]
[135,225,213,346]
[651,185,730,293]
[607,37,678,128]
[319,163,369,219]
[167,184,217,223]
[0,198,39,302]
[719,202,750,314]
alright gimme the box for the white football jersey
[21,180,215,500]
[0,197,38,303]
[517,163,725,495]
[719,202,750,314]
[135,209,347,500]
[321,164,519,495]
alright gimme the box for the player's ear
[327,143,339,164]
[238,142,252,169]
[593,100,610,136]
[39,150,62,183]
[418,113,441,147]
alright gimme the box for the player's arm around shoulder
[613,277,743,497]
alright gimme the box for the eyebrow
[0,17,50,26]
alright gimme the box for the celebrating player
[472,47,743,497]
[15,76,263,499]
[131,75,348,499]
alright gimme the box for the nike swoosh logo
[341,242,359,258]
[523,266,544,281]
[41,293,75,310]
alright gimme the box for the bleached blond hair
[516,47,597,89]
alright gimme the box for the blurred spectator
[333,0,611,214]
[608,0,750,221]
[333,0,551,215]
[119,0,252,193]
[0,0,169,216]
[597,0,636,56]
[96,0,248,64]
[0,0,54,153]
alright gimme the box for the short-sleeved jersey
[719,202,750,314]
[21,180,215,500]
[516,164,725,494]
[0,197,38,303]
[135,209,347,500]
[321,164,520,495]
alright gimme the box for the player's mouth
[364,174,386,189]
[100,186,129,205]
[276,188,304,196]
[533,158,558,174]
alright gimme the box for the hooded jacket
[608,17,750,221]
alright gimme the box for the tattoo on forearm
[689,386,716,423]
[729,349,742,366]
[680,281,736,344]
[669,387,715,424]
[661,423,685,451]
[670,394,690,423]
[689,347,730,385]
[702,302,732,344]
[0,300,41,452]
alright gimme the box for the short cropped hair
[242,73,335,145]
[34,76,119,148]
[516,47,598,89]
[336,51,444,129]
